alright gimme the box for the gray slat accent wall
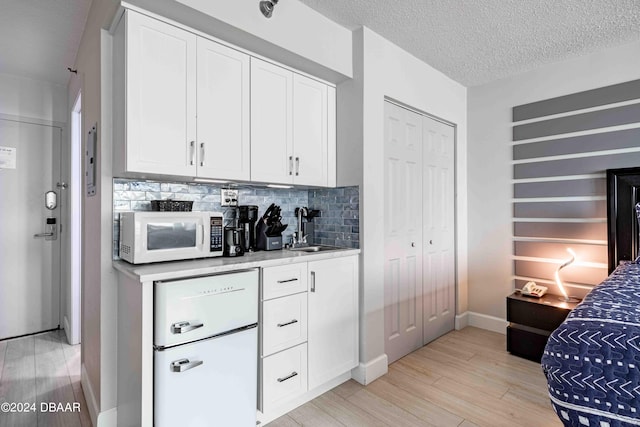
[513,79,640,122]
[512,80,640,299]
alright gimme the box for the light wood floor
[0,330,91,427]
[269,327,561,427]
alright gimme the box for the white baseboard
[351,354,388,385]
[458,311,507,334]
[81,364,117,427]
[97,407,117,427]
[81,364,99,427]
[64,316,71,343]
[455,312,469,330]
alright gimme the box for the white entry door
[384,101,456,363]
[0,119,62,339]
[383,102,424,363]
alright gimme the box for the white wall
[338,27,468,382]
[72,1,120,426]
[0,73,67,123]
[467,40,640,321]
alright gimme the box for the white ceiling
[1,1,639,88]
[0,0,92,86]
[298,0,640,86]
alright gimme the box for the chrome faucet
[292,207,308,247]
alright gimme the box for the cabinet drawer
[507,297,571,331]
[507,326,549,362]
[262,263,308,300]
[260,343,308,413]
[262,293,308,356]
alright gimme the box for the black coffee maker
[238,205,258,252]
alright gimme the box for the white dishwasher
[154,269,259,427]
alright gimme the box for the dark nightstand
[506,292,579,362]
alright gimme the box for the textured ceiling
[298,0,640,87]
[0,0,92,86]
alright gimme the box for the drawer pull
[277,319,299,328]
[170,358,203,373]
[171,321,204,334]
[276,278,298,284]
[277,371,298,383]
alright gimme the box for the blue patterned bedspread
[542,261,640,426]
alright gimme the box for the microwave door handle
[200,224,205,246]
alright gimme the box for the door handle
[171,321,204,334]
[277,319,299,328]
[34,232,54,238]
[277,371,298,383]
[200,142,205,167]
[276,278,298,284]
[310,271,316,293]
[34,218,57,240]
[170,358,203,373]
[289,156,293,175]
[189,141,195,166]
[295,157,300,176]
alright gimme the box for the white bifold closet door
[383,101,455,363]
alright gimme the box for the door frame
[65,74,83,346]
[383,97,459,351]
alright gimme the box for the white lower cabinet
[308,256,359,390]
[259,256,359,419]
[262,292,308,356]
[261,343,308,414]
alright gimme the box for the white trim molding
[351,354,388,385]
[81,364,117,427]
[457,311,507,334]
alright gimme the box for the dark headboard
[607,167,640,273]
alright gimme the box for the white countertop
[113,246,360,282]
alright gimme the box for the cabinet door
[307,256,359,390]
[126,11,197,176]
[196,38,250,180]
[292,74,328,186]
[250,58,293,184]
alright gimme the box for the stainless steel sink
[288,245,339,252]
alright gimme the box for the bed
[541,167,640,426]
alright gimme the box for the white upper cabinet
[115,10,250,180]
[196,37,250,181]
[250,58,294,184]
[250,57,336,186]
[122,10,197,177]
[115,10,335,186]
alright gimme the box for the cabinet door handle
[171,321,204,334]
[276,278,298,284]
[277,371,298,383]
[200,142,205,167]
[310,271,316,293]
[170,358,203,373]
[277,319,299,328]
[289,156,293,175]
[189,141,195,166]
[295,157,300,176]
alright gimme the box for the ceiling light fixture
[259,0,279,18]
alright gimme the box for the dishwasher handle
[171,321,204,334]
[170,358,203,373]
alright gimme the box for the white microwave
[119,211,224,264]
